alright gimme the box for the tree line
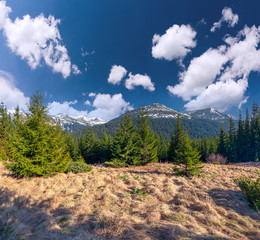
[0,92,259,177]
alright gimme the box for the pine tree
[244,109,251,162]
[227,118,237,162]
[137,108,158,165]
[79,126,98,163]
[106,113,140,167]
[236,113,245,162]
[250,102,259,161]
[0,102,10,161]
[173,132,203,177]
[97,132,112,162]
[217,125,226,157]
[4,92,72,177]
[65,133,83,162]
[156,133,169,162]
[168,115,185,162]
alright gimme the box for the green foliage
[236,177,260,211]
[136,108,158,165]
[65,133,83,162]
[0,103,10,161]
[131,188,148,197]
[66,161,92,173]
[107,113,140,167]
[79,127,99,163]
[168,115,185,162]
[170,117,203,177]
[3,92,72,177]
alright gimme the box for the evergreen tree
[0,102,10,160]
[217,125,226,157]
[106,113,140,167]
[244,108,251,162]
[173,132,203,177]
[236,113,245,162]
[249,102,259,161]
[65,133,83,162]
[4,92,71,177]
[137,108,158,165]
[79,126,98,163]
[168,115,184,162]
[97,132,112,162]
[227,118,237,162]
[156,133,169,162]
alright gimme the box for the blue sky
[0,0,260,120]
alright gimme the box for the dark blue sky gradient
[1,0,260,117]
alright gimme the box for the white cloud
[168,25,260,111]
[47,100,88,116]
[211,7,239,32]
[0,1,78,78]
[84,100,91,106]
[88,93,133,121]
[108,65,127,85]
[0,70,29,110]
[168,47,228,100]
[89,92,96,97]
[47,93,132,120]
[72,64,81,75]
[0,1,10,28]
[125,73,155,91]
[184,78,248,111]
[152,24,197,61]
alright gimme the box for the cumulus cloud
[211,7,239,32]
[47,100,89,116]
[108,65,127,85]
[47,93,132,121]
[168,25,260,111]
[0,70,29,110]
[0,1,78,78]
[152,24,197,61]
[125,73,155,91]
[167,47,228,100]
[184,78,248,111]
[88,93,133,121]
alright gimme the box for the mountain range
[7,103,231,138]
[80,104,231,139]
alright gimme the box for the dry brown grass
[0,162,260,240]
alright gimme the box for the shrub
[206,153,227,165]
[66,162,92,173]
[236,177,260,211]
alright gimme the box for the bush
[236,177,260,211]
[66,162,92,173]
[206,154,227,165]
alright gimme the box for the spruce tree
[0,102,10,160]
[227,118,237,162]
[236,113,245,162]
[168,115,184,162]
[137,108,158,165]
[106,113,140,167]
[173,132,203,177]
[244,109,251,162]
[79,126,98,163]
[4,92,71,177]
[217,125,226,157]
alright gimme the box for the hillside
[1,162,259,240]
[87,104,231,139]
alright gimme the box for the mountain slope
[87,104,231,139]
[7,110,107,132]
